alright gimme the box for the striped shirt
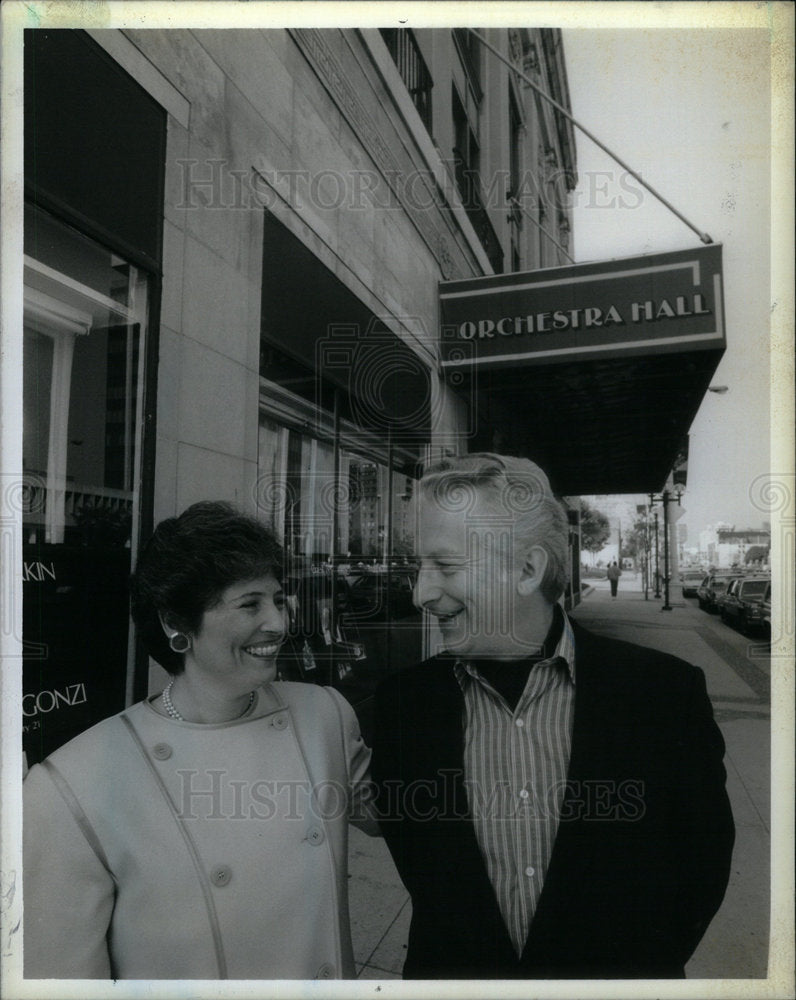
[454,609,576,956]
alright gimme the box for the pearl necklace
[162,680,256,722]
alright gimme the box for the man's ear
[517,545,549,597]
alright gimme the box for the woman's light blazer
[23,682,375,980]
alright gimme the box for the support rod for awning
[509,196,575,263]
[469,29,714,246]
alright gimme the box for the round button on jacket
[315,963,335,979]
[306,826,325,846]
[152,743,172,760]
[270,714,288,730]
[211,865,232,887]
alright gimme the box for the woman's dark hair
[130,501,283,674]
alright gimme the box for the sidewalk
[347,572,771,979]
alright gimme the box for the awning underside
[261,212,431,446]
[454,347,724,495]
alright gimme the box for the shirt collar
[453,605,577,691]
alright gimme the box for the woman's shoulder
[274,680,346,713]
[274,682,365,739]
[27,702,149,778]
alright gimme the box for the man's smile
[425,606,464,623]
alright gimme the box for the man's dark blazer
[372,620,735,979]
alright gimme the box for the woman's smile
[242,641,282,658]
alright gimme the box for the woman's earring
[168,632,191,654]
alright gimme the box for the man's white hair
[419,452,570,603]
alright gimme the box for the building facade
[22,26,579,755]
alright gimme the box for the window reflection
[345,454,386,560]
[22,207,149,763]
[258,416,422,735]
[23,209,146,547]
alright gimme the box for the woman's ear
[517,545,549,597]
[158,612,179,638]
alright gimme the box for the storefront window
[344,453,389,560]
[257,407,422,739]
[22,207,150,764]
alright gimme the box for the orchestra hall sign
[439,245,725,369]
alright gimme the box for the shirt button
[514,718,525,728]
[519,789,530,800]
[315,963,335,979]
[306,826,325,846]
[525,866,536,877]
[210,865,232,887]
[152,742,172,760]
[270,714,288,730]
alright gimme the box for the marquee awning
[439,246,726,495]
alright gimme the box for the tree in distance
[579,499,611,564]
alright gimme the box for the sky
[561,25,774,542]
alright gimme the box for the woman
[23,502,375,980]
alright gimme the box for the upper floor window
[508,87,524,271]
[379,28,434,134]
[452,28,482,102]
[452,86,503,273]
[452,85,480,204]
[508,87,523,200]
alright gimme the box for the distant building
[716,528,770,567]
[700,524,770,567]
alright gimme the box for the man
[372,453,734,979]
[607,560,622,598]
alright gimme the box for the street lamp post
[653,510,661,598]
[649,489,683,612]
[662,490,672,611]
[637,504,650,600]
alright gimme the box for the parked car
[714,575,746,618]
[759,582,771,635]
[698,570,743,613]
[681,569,707,598]
[720,576,771,633]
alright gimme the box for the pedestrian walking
[607,560,622,598]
